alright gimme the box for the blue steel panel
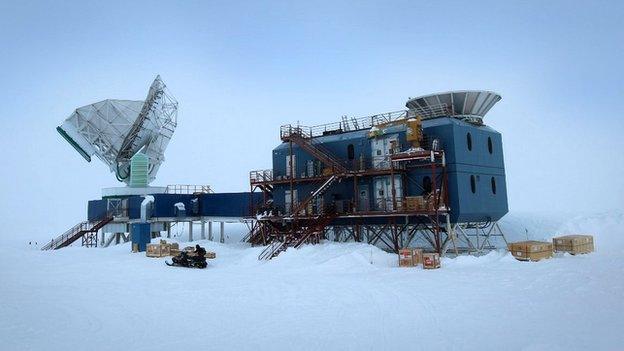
[131,223,151,251]
[199,192,263,217]
[87,200,107,221]
[152,194,196,218]
[128,196,142,219]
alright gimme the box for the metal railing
[250,169,273,183]
[258,241,285,260]
[280,110,411,139]
[166,184,213,194]
[255,155,406,183]
[41,221,91,250]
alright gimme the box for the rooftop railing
[279,104,453,140]
[165,184,213,194]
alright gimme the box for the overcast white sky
[1,1,622,243]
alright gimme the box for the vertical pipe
[353,175,358,213]
[289,139,296,238]
[390,161,397,211]
[201,221,206,240]
[220,222,225,243]
[189,221,193,242]
[431,153,441,253]
[208,221,213,241]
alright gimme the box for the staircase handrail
[289,175,337,216]
[42,215,114,251]
[258,240,285,260]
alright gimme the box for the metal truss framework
[244,217,507,257]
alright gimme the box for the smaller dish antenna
[57,75,178,185]
[406,90,501,124]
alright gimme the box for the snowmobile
[166,244,208,269]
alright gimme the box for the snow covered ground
[1,212,623,351]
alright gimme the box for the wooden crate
[411,248,424,265]
[405,196,425,211]
[160,244,171,257]
[146,244,161,258]
[553,235,594,255]
[422,253,441,269]
[398,249,414,267]
[508,241,553,261]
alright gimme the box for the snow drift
[1,211,623,351]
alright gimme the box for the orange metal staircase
[280,126,349,175]
[42,217,113,250]
[289,175,339,216]
[257,209,339,260]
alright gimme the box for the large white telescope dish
[57,75,178,185]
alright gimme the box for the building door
[373,175,403,211]
[371,134,398,169]
[286,155,296,178]
[358,188,369,212]
[285,189,298,213]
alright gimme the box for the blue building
[249,91,508,257]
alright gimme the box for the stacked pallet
[508,241,553,261]
[553,235,594,255]
[398,248,440,269]
[146,240,180,258]
[509,234,594,262]
[405,196,425,211]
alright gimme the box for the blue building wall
[88,192,263,222]
[270,117,508,223]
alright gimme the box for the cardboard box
[398,248,423,267]
[160,244,171,257]
[398,249,414,267]
[553,235,594,255]
[405,196,425,211]
[508,241,553,261]
[169,242,179,250]
[422,253,441,269]
[146,244,162,258]
[411,248,424,265]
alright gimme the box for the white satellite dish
[57,75,178,185]
[406,90,501,123]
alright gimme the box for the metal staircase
[244,221,271,246]
[42,217,113,250]
[257,209,338,260]
[290,175,339,216]
[280,126,349,174]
